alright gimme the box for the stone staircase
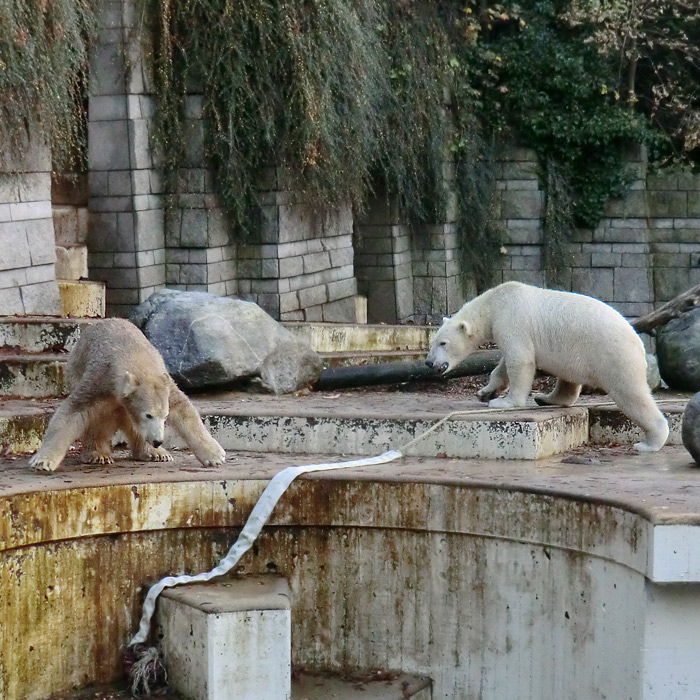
[0,316,686,459]
[0,318,435,399]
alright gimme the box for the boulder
[130,290,322,393]
[682,391,700,465]
[645,353,661,392]
[656,307,700,391]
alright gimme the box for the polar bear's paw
[476,387,498,403]
[488,397,514,409]
[29,452,61,472]
[633,441,662,453]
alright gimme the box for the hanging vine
[0,0,95,171]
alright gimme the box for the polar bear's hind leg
[534,379,582,408]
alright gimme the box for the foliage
[0,0,95,170]
[564,0,700,165]
[148,0,694,277]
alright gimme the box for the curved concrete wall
[0,477,657,700]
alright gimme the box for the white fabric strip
[129,449,403,645]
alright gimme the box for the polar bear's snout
[425,357,449,374]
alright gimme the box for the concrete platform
[0,391,686,461]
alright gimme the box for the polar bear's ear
[120,371,139,398]
[458,320,473,336]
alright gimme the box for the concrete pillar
[87,0,167,316]
[156,576,291,700]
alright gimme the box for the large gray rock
[657,307,700,391]
[130,290,322,393]
[682,391,700,465]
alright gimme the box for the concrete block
[157,576,291,700]
[0,224,31,271]
[614,267,652,303]
[55,246,88,280]
[572,268,614,301]
[20,281,61,315]
[25,219,57,266]
[88,121,130,170]
[58,280,106,317]
[0,287,24,315]
[647,191,687,218]
[500,190,543,219]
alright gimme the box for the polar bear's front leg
[477,358,508,403]
[488,356,535,408]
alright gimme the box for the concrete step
[320,349,426,368]
[0,316,90,353]
[0,397,685,459]
[284,322,435,353]
[292,671,431,700]
[0,353,68,398]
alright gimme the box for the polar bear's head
[425,317,479,375]
[119,371,171,448]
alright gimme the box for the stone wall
[493,147,700,319]
[85,0,360,322]
[0,132,60,316]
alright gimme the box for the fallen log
[631,283,700,335]
[315,349,501,391]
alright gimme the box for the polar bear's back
[66,318,167,392]
[488,282,646,387]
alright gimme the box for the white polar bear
[425,281,669,452]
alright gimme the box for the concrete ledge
[0,354,67,398]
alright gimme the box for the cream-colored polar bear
[426,281,668,452]
[29,318,227,471]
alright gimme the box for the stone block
[321,296,357,323]
[129,119,155,170]
[604,191,648,218]
[614,267,652,303]
[89,40,125,97]
[59,280,106,317]
[591,252,622,268]
[10,200,52,221]
[647,174,678,190]
[298,284,328,308]
[24,219,57,266]
[654,268,690,302]
[88,121,130,170]
[157,577,291,700]
[0,286,24,314]
[572,268,614,301]
[20,280,61,315]
[327,278,357,301]
[688,192,700,217]
[647,191,687,218]
[302,251,331,275]
[55,246,88,280]
[501,190,543,219]
[0,223,31,270]
[367,280,398,323]
[89,95,128,121]
[0,174,19,203]
[279,256,303,278]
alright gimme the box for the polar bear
[425,281,669,452]
[29,318,227,472]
